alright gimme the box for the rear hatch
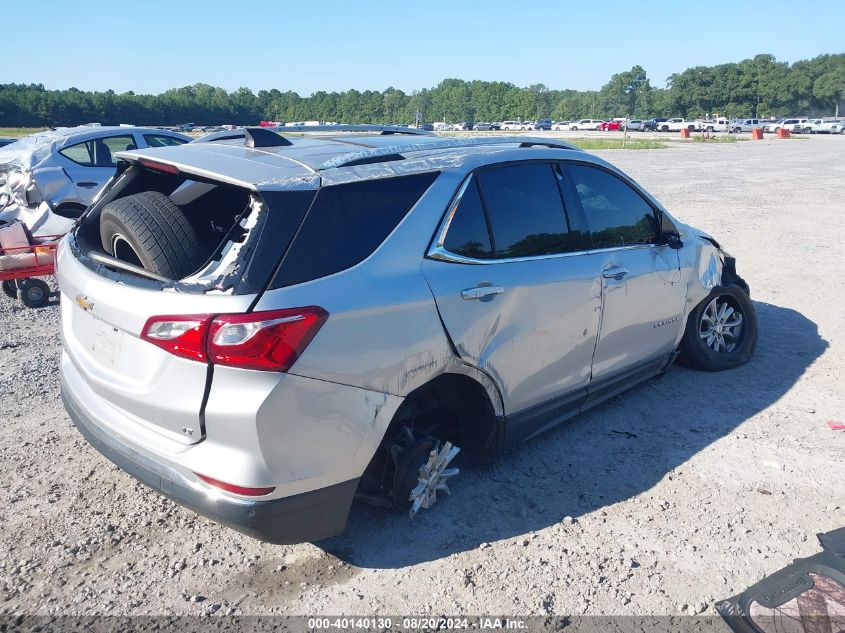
[58,153,317,444]
[58,247,253,444]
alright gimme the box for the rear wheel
[99,191,203,279]
[17,278,50,308]
[2,280,17,300]
[678,285,757,371]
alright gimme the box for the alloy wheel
[699,296,744,353]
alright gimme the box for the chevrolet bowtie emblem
[75,294,94,311]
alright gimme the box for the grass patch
[569,138,666,150]
[0,127,48,138]
[689,135,739,143]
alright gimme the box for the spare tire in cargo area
[100,191,204,279]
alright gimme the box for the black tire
[99,191,203,280]
[2,280,17,300]
[17,278,50,308]
[678,285,758,371]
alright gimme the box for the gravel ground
[1,135,843,620]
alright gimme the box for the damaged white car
[0,126,189,235]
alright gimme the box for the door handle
[602,267,629,279]
[77,181,99,189]
[461,285,504,300]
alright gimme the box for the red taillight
[140,307,327,372]
[195,473,275,497]
[207,307,328,372]
[141,314,210,362]
[138,158,180,174]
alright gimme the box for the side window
[442,179,492,259]
[271,172,439,288]
[62,135,136,168]
[476,163,570,259]
[60,141,94,166]
[144,134,188,148]
[566,164,658,249]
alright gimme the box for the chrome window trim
[426,172,661,266]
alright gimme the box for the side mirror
[663,231,684,249]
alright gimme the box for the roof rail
[318,136,582,170]
[195,124,434,144]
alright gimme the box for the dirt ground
[1,135,843,621]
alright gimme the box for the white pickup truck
[802,119,839,134]
[696,118,730,132]
[655,118,698,132]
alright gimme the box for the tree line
[1,52,842,128]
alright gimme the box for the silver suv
[57,127,757,544]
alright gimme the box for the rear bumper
[62,386,358,544]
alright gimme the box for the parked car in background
[474,122,499,131]
[600,118,626,131]
[643,118,668,131]
[552,121,572,131]
[801,119,838,134]
[655,118,697,132]
[697,118,729,133]
[0,126,189,235]
[533,119,552,130]
[500,121,527,131]
[771,118,809,133]
[729,119,766,133]
[57,127,757,544]
[570,119,603,131]
[626,120,645,131]
[763,119,784,133]
[829,121,845,134]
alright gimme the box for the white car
[552,121,572,131]
[802,119,839,134]
[829,121,845,134]
[763,119,784,133]
[625,120,645,131]
[570,119,603,131]
[500,121,527,131]
[766,118,808,133]
[656,118,698,133]
[697,118,730,133]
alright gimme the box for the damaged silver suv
[57,126,757,544]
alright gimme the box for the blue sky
[7,0,844,95]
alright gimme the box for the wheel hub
[408,441,460,517]
[699,297,744,354]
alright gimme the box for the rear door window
[271,172,439,288]
[60,135,136,167]
[565,164,658,249]
[442,178,493,259]
[475,163,571,259]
